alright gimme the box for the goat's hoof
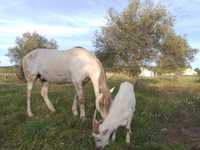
[111,137,116,142]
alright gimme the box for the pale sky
[0,0,199,68]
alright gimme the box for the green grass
[0,75,200,150]
[0,66,15,73]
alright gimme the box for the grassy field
[0,75,200,150]
[0,66,15,73]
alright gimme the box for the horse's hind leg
[41,82,56,113]
[27,80,34,117]
[72,94,78,116]
[74,82,85,120]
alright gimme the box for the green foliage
[95,0,198,75]
[7,32,58,65]
[0,66,15,73]
[156,32,198,74]
[194,68,200,75]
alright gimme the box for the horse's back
[22,47,100,83]
[24,47,95,62]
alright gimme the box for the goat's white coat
[93,81,136,148]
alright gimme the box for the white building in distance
[139,68,155,77]
[183,68,197,76]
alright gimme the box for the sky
[0,0,199,68]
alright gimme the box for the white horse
[22,47,112,119]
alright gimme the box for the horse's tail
[97,59,112,117]
[16,62,25,81]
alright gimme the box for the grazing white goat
[92,81,136,149]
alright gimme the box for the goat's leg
[126,115,133,143]
[41,82,56,112]
[111,131,116,142]
[72,94,78,116]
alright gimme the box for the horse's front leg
[72,94,78,116]
[74,83,85,120]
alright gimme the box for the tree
[194,68,200,75]
[155,32,198,74]
[94,0,198,76]
[7,32,57,65]
[7,32,58,79]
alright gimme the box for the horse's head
[96,87,115,119]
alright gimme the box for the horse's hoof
[72,111,78,116]
[126,139,130,144]
[28,112,34,117]
[80,116,86,121]
[50,107,56,113]
[51,110,56,114]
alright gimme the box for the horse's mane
[97,59,112,116]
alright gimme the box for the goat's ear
[110,87,115,93]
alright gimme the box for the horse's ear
[110,87,115,93]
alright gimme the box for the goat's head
[92,109,111,149]
[92,87,115,148]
